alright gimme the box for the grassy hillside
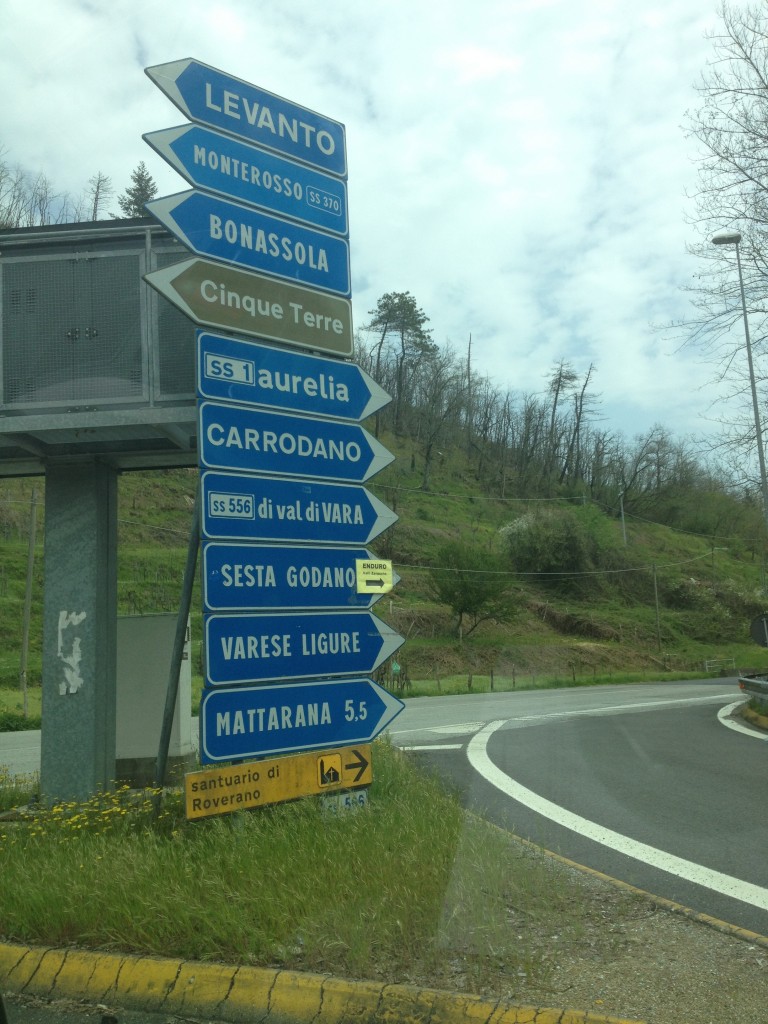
[0,430,767,724]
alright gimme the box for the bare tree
[411,345,466,490]
[86,172,114,220]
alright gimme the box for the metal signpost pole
[155,491,201,790]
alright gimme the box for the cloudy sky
[0,0,739,441]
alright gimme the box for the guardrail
[704,657,736,673]
[739,674,768,714]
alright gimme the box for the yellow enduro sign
[185,744,372,820]
[355,558,393,594]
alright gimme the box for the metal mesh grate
[2,255,144,406]
[155,251,196,398]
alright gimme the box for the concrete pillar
[40,460,117,803]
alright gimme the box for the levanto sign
[200,472,398,545]
[197,331,390,421]
[145,190,351,296]
[144,123,348,235]
[198,401,394,482]
[145,58,347,177]
[199,679,403,762]
[204,609,404,685]
[185,744,372,818]
[143,258,353,356]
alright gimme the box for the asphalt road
[388,679,768,936]
[0,992,172,1024]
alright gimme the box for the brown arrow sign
[144,257,354,357]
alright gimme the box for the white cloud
[0,0,742,440]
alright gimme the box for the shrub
[0,710,41,732]
[500,506,612,593]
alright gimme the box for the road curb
[0,940,643,1024]
[741,704,768,730]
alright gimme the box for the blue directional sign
[145,58,347,177]
[200,472,398,545]
[144,124,348,236]
[197,332,390,421]
[199,677,404,762]
[198,401,394,482]
[203,542,398,611]
[204,610,404,686]
[146,190,351,297]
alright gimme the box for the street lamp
[618,490,627,546]
[711,229,768,528]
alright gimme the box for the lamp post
[618,490,627,546]
[711,230,768,528]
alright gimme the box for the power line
[395,550,715,578]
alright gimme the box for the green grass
[0,764,37,812]
[0,740,598,990]
[0,682,41,734]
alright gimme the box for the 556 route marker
[200,472,398,545]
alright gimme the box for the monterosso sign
[144,124,348,235]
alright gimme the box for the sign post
[144,124,348,234]
[203,542,399,611]
[196,332,389,420]
[145,58,403,813]
[145,191,351,296]
[144,259,354,355]
[185,744,372,820]
[199,678,403,761]
[200,472,398,545]
[145,59,347,176]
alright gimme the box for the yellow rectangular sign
[355,558,394,593]
[185,744,372,820]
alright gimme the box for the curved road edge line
[0,939,644,1024]
[467,719,768,913]
[718,699,768,739]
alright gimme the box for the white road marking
[401,743,463,751]
[390,722,485,736]
[467,718,768,911]
[505,693,735,723]
[717,700,768,740]
[391,695,735,741]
